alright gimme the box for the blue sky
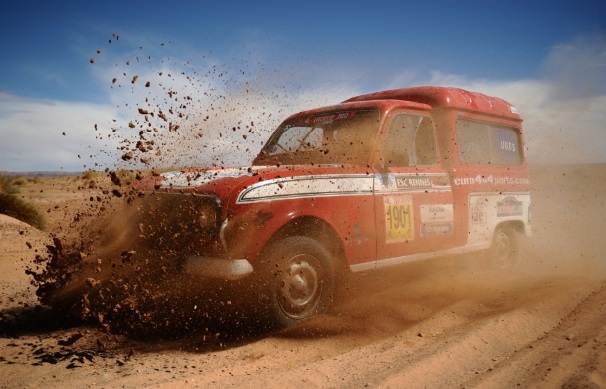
[1,1,605,171]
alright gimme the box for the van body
[79,86,532,327]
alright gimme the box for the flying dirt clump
[27,185,266,339]
[26,31,292,338]
[87,30,284,171]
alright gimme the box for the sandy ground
[1,165,605,388]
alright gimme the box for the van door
[374,111,456,264]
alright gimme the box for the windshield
[253,110,380,166]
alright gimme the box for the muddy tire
[488,226,518,270]
[262,236,334,327]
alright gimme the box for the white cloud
[541,33,606,99]
[0,93,121,172]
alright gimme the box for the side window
[456,120,491,164]
[382,113,438,167]
[456,119,522,165]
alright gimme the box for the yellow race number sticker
[384,196,414,242]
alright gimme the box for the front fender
[221,201,304,261]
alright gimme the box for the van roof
[343,86,521,121]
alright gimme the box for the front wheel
[261,236,334,327]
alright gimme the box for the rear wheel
[262,236,334,327]
[488,226,518,269]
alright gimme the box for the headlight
[199,203,218,229]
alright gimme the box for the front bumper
[183,256,253,281]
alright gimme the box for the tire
[261,236,334,327]
[487,226,518,270]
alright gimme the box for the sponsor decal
[395,176,433,190]
[420,204,454,236]
[497,196,523,217]
[420,204,453,223]
[491,126,522,165]
[384,195,414,243]
[421,222,453,236]
[470,204,486,224]
[299,111,357,125]
[499,140,516,152]
[453,175,530,186]
[469,196,488,225]
[384,174,451,192]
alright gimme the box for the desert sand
[1,165,605,388]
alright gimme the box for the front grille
[131,192,223,257]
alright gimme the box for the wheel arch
[260,216,349,276]
[493,219,525,237]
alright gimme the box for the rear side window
[456,119,522,165]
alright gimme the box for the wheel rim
[276,254,322,319]
[493,229,513,267]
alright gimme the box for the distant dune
[0,171,82,177]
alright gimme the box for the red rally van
[118,86,532,327]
